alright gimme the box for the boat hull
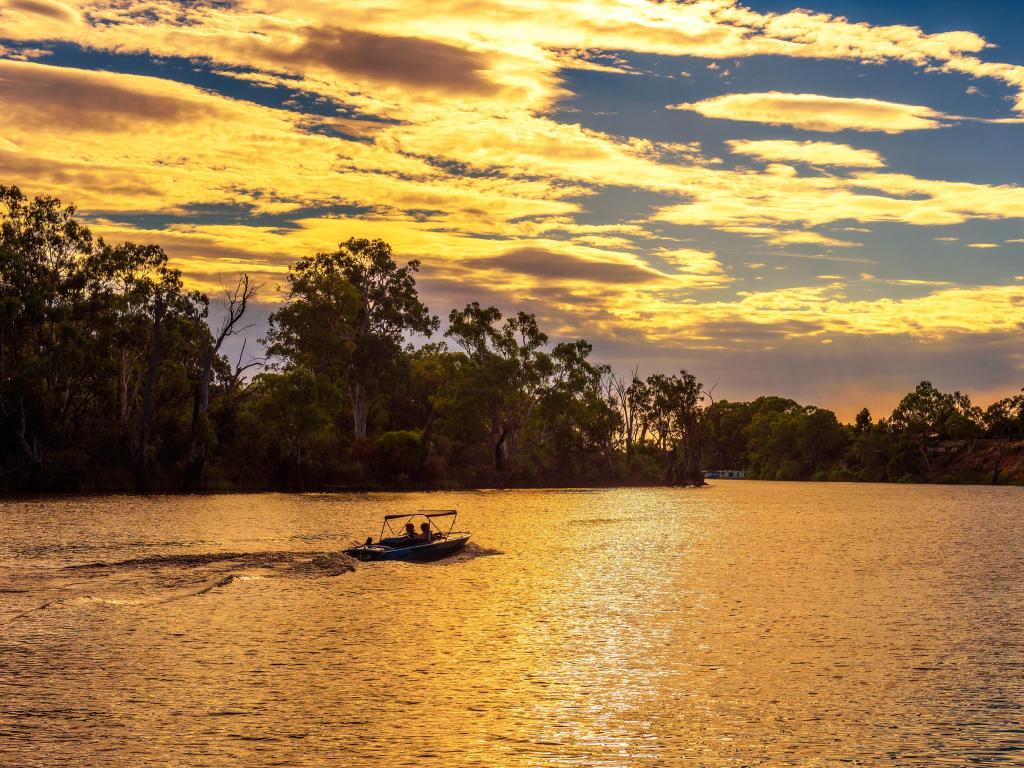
[346,534,470,562]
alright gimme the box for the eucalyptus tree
[87,240,202,490]
[266,238,436,439]
[445,303,552,471]
[651,370,709,485]
[184,274,257,490]
[982,391,1024,483]
[541,340,620,479]
[889,380,983,469]
[0,185,94,475]
[608,367,644,459]
[854,407,873,434]
[0,186,209,490]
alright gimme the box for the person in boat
[419,522,433,542]
[404,522,418,541]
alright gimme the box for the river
[1,483,1022,766]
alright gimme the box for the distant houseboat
[704,469,747,480]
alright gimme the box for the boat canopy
[383,509,457,520]
[378,509,460,541]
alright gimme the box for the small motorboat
[345,510,470,562]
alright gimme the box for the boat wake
[446,542,503,562]
[1,550,358,623]
[68,550,358,576]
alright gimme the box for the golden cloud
[726,139,885,167]
[2,0,1023,363]
[670,92,948,133]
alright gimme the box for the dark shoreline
[3,475,1021,500]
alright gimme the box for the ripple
[2,485,1023,766]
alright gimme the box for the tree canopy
[2,186,1022,492]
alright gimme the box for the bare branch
[213,273,259,354]
[231,338,264,384]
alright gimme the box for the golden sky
[1,0,1022,416]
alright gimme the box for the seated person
[420,522,447,541]
[404,522,418,540]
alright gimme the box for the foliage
[2,186,1022,492]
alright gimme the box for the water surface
[2,483,1022,766]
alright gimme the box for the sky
[1,0,1023,419]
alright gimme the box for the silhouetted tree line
[2,186,1023,492]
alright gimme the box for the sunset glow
[1,0,1022,416]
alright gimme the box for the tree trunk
[416,408,435,481]
[494,424,509,472]
[184,346,214,490]
[918,435,931,471]
[991,439,1008,485]
[17,399,42,467]
[664,445,678,485]
[135,299,166,492]
[118,348,131,423]
[350,379,368,438]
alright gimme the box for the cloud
[726,139,885,167]
[460,245,727,290]
[767,230,860,248]
[0,59,212,128]
[718,225,860,248]
[671,92,947,133]
[656,248,726,276]
[887,279,953,286]
[966,243,1000,248]
[623,283,1024,344]
[263,27,495,94]
[3,0,79,24]
[464,246,666,285]
[655,169,1024,231]
[941,55,1024,111]
[2,0,1023,114]
[2,0,1024,411]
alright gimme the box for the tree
[536,340,619,481]
[982,391,1024,483]
[608,367,643,460]
[132,257,198,491]
[703,400,752,471]
[445,303,551,472]
[1,185,94,477]
[854,407,872,434]
[0,186,211,490]
[745,400,846,480]
[184,274,257,490]
[234,370,339,490]
[889,381,982,469]
[266,238,436,439]
[638,370,709,485]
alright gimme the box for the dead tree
[184,274,257,490]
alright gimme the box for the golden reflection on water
[1,483,1023,766]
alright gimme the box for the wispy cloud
[671,92,948,133]
[726,139,885,167]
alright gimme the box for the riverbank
[3,447,1022,498]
